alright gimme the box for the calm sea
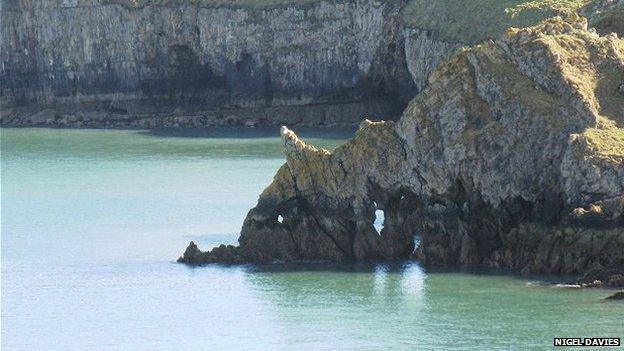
[1,128,622,350]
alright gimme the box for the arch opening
[372,201,385,235]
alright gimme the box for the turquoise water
[1,128,622,351]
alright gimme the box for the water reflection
[140,126,355,140]
[1,127,351,161]
[239,262,429,349]
[244,262,426,310]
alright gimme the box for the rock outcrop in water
[179,16,624,286]
[606,291,624,300]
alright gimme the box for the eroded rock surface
[179,17,624,285]
[582,0,624,37]
[6,0,622,128]
[1,0,414,127]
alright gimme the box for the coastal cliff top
[583,128,624,160]
[43,0,623,45]
[401,0,597,43]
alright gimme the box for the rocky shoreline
[1,100,402,129]
[178,16,624,288]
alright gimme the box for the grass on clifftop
[401,0,591,43]
[583,128,624,160]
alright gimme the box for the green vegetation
[584,128,624,159]
[401,0,591,43]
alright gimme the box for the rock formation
[606,290,624,300]
[179,16,624,287]
[1,0,414,127]
[582,0,624,37]
[4,0,620,128]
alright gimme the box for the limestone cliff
[1,0,414,127]
[6,0,621,128]
[179,17,624,286]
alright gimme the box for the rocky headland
[179,16,624,287]
[2,0,622,286]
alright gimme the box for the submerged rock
[180,17,623,284]
[606,291,624,300]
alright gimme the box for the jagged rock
[180,17,624,280]
[178,241,205,265]
[177,241,244,265]
[403,27,464,91]
[582,0,624,37]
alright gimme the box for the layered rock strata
[7,0,621,127]
[1,0,414,127]
[179,17,624,286]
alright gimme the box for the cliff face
[179,17,624,286]
[582,0,624,37]
[3,0,620,128]
[402,28,462,92]
[1,0,414,127]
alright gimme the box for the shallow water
[1,128,622,351]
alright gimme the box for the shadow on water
[230,261,607,314]
[180,235,584,289]
[138,126,356,140]
[419,265,585,286]
[241,261,428,306]
[188,259,587,289]
[243,261,581,284]
[244,261,416,274]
